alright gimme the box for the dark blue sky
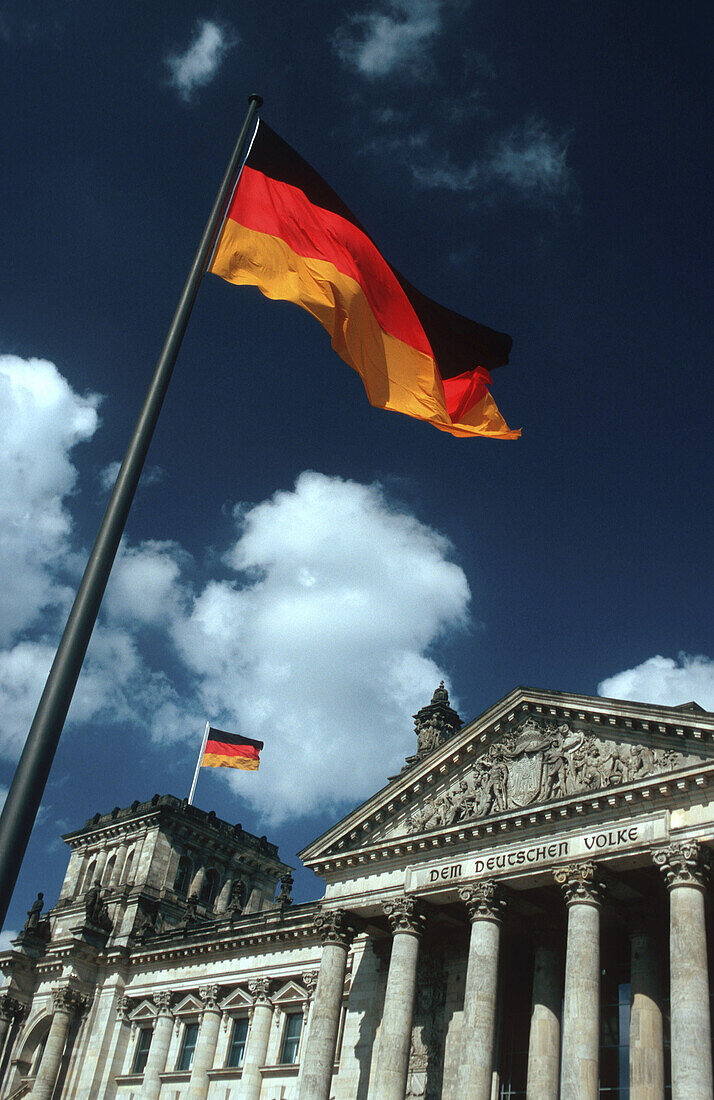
[1,1,712,931]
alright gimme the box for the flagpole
[188,722,211,806]
[0,93,263,932]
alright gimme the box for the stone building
[1,683,714,1100]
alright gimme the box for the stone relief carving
[406,718,689,833]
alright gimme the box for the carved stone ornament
[653,841,712,890]
[411,683,462,761]
[0,994,26,1022]
[153,990,173,1014]
[117,995,132,1022]
[199,984,220,1011]
[554,861,605,906]
[301,970,319,997]
[51,985,86,1016]
[248,977,272,1006]
[383,895,427,937]
[459,881,507,923]
[406,717,690,834]
[313,907,357,948]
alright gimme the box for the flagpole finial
[248,93,263,108]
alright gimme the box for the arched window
[122,849,135,884]
[174,855,192,896]
[199,868,219,907]
[104,856,116,885]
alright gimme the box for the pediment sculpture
[406,718,695,834]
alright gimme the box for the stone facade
[1,686,714,1099]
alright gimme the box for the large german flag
[210,121,519,439]
[201,729,263,771]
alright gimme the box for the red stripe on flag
[204,740,260,760]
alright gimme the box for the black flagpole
[0,93,263,931]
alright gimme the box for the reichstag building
[1,683,713,1100]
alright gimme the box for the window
[32,1033,48,1076]
[227,1017,249,1068]
[174,855,192,896]
[280,1012,303,1064]
[177,1021,199,1071]
[199,867,219,907]
[132,1027,152,1074]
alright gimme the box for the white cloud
[97,461,164,494]
[169,473,470,824]
[489,118,571,196]
[598,654,714,712]
[165,20,236,102]
[0,356,99,645]
[0,355,471,827]
[334,0,443,79]
[0,930,17,952]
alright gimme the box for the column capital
[554,861,604,907]
[199,984,220,1011]
[248,977,273,1006]
[0,993,26,1022]
[313,907,358,948]
[653,841,711,890]
[382,894,426,937]
[51,984,86,1016]
[459,880,507,923]
[152,990,174,1015]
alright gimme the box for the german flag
[201,729,263,772]
[210,121,519,439]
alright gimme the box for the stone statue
[276,873,293,908]
[24,893,44,931]
[228,878,248,915]
[84,880,112,932]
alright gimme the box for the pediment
[272,980,308,1005]
[301,687,714,867]
[220,987,253,1012]
[129,999,157,1021]
[173,993,204,1016]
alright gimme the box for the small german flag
[210,120,519,439]
[201,729,263,772]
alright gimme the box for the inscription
[406,815,667,892]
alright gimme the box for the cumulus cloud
[598,654,714,712]
[333,0,443,79]
[0,356,471,826]
[169,473,470,823]
[165,20,236,102]
[98,461,164,494]
[0,356,99,645]
[489,118,571,196]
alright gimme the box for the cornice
[300,688,714,868]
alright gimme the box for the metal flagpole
[188,722,211,806]
[0,93,263,931]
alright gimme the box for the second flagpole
[0,93,263,932]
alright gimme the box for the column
[32,986,84,1100]
[93,848,109,884]
[526,930,562,1100]
[110,844,128,887]
[187,985,222,1100]
[216,874,234,913]
[456,881,507,1100]
[628,911,664,1100]
[190,866,206,897]
[654,841,713,1100]
[554,861,604,1100]
[238,979,274,1100]
[141,991,174,1100]
[298,908,357,1100]
[368,896,425,1100]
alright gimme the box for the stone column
[32,986,85,1100]
[190,866,206,897]
[368,896,425,1100]
[141,991,174,1100]
[93,848,109,884]
[456,881,507,1100]
[654,841,713,1100]
[216,874,234,913]
[238,979,273,1100]
[555,861,604,1100]
[628,912,664,1100]
[187,985,222,1100]
[526,931,562,1100]
[110,844,128,887]
[298,908,357,1100]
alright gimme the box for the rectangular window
[177,1021,199,1072]
[280,1012,303,1064]
[132,1027,153,1075]
[227,1017,249,1067]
